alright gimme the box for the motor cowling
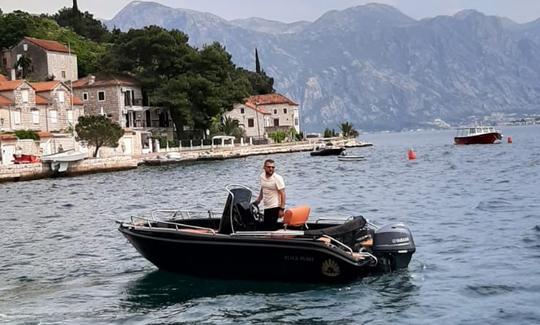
[372,223,416,271]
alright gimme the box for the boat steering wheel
[251,203,264,223]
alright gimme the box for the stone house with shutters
[2,37,78,82]
[31,81,84,131]
[224,93,300,140]
[0,79,83,132]
[72,73,174,140]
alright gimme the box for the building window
[67,110,73,124]
[32,109,39,124]
[83,92,89,101]
[248,118,254,127]
[240,108,245,114]
[50,110,58,124]
[97,91,105,101]
[21,89,29,103]
[13,109,21,124]
[295,118,299,126]
[58,91,65,103]
[283,108,287,114]
[61,71,66,79]
[274,118,279,127]
[23,44,28,51]
[16,54,22,70]
[273,109,277,115]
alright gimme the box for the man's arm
[278,189,286,217]
[254,188,263,204]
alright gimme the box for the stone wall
[0,156,138,183]
[46,52,78,82]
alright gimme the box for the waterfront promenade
[0,139,367,183]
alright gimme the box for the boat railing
[150,209,219,220]
[129,215,218,235]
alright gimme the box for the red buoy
[507,136,512,144]
[407,148,416,160]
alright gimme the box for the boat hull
[119,227,375,283]
[310,148,345,156]
[454,132,502,145]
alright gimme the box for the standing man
[254,159,286,230]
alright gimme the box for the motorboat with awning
[117,185,415,283]
[454,126,502,145]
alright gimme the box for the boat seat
[283,206,310,229]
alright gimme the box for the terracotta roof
[0,80,25,91]
[31,81,61,92]
[244,102,269,115]
[246,93,298,106]
[0,74,7,82]
[37,131,53,138]
[0,94,13,106]
[24,37,70,53]
[35,94,49,105]
[0,134,18,141]
[72,73,140,88]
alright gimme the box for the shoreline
[0,140,372,183]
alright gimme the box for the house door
[1,144,15,165]
[145,110,152,127]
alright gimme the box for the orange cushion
[283,206,310,226]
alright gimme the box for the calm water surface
[1,125,539,324]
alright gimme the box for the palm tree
[339,122,354,138]
[220,116,245,139]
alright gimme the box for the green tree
[51,7,110,43]
[219,116,244,139]
[15,54,32,79]
[269,130,287,143]
[75,115,124,157]
[339,121,359,138]
[0,11,36,50]
[101,27,252,139]
[323,128,333,138]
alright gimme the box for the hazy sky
[1,0,540,23]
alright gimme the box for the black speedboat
[118,185,415,283]
[310,147,346,156]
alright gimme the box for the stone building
[224,93,300,140]
[0,79,83,132]
[2,37,78,82]
[73,73,174,153]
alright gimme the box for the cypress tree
[73,0,79,13]
[255,48,261,74]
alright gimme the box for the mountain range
[105,1,540,132]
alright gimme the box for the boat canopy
[456,126,496,137]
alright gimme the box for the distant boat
[310,146,345,156]
[454,126,502,145]
[338,153,365,161]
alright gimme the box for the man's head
[263,159,275,176]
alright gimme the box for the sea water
[0,125,539,324]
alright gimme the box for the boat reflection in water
[454,126,502,145]
[118,185,416,283]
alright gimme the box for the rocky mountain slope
[106,1,540,131]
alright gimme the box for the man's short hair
[264,159,275,166]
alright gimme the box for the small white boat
[338,155,365,161]
[41,149,86,163]
[41,149,86,172]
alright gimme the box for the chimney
[10,68,16,81]
[88,75,95,85]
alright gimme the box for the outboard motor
[371,223,416,272]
